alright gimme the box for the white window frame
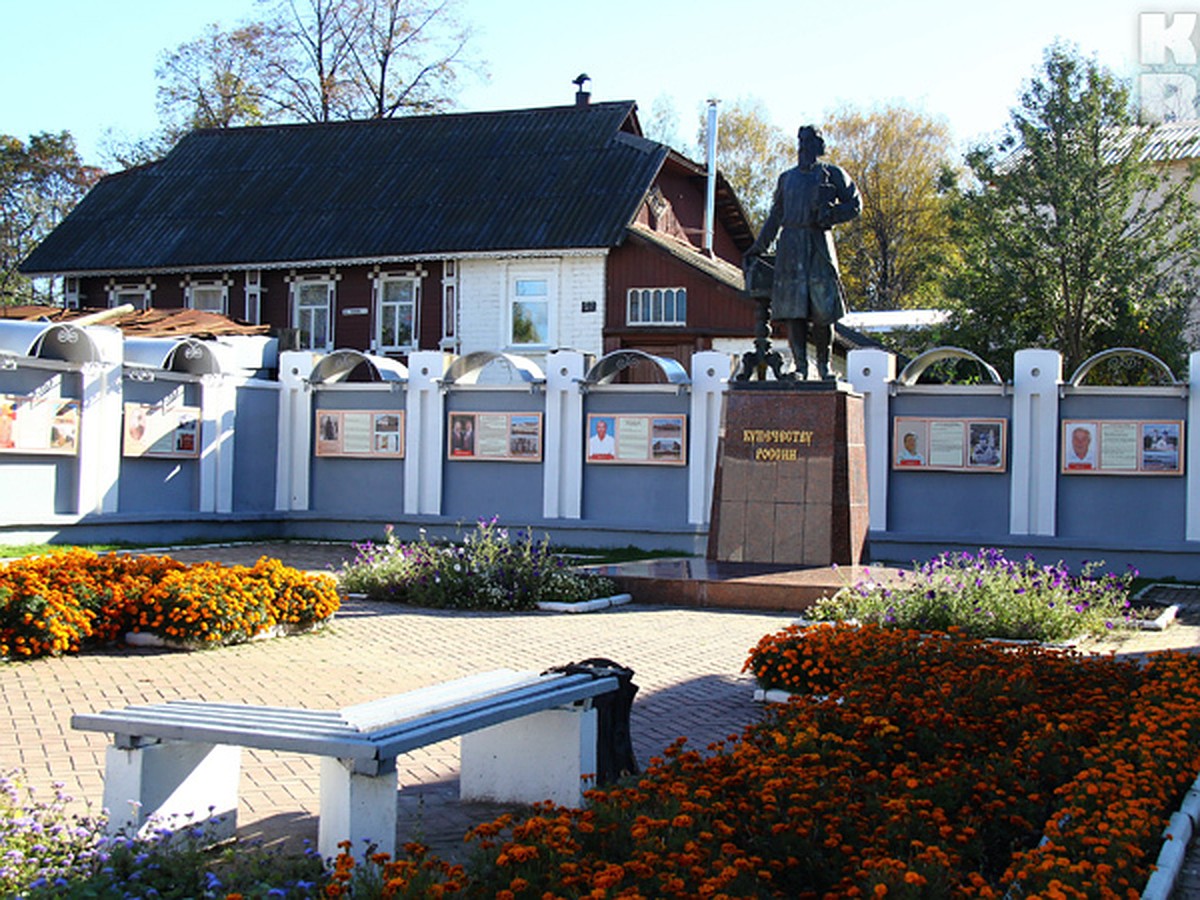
[291,277,335,351]
[63,278,81,309]
[186,279,228,314]
[507,267,555,350]
[627,287,687,326]
[440,259,458,351]
[109,283,152,311]
[243,270,262,324]
[375,274,420,353]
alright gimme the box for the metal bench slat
[166,701,345,725]
[341,669,540,732]
[372,675,619,757]
[73,704,349,734]
[72,710,372,758]
[360,673,602,742]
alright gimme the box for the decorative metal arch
[584,349,689,385]
[443,351,545,385]
[897,346,1003,386]
[310,349,408,384]
[1067,348,1179,387]
[0,321,102,365]
[124,338,232,375]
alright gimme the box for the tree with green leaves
[155,22,281,133]
[698,97,791,230]
[947,42,1200,377]
[823,104,958,312]
[1,133,101,305]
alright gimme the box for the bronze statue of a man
[744,125,861,380]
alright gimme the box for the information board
[315,410,405,458]
[585,413,687,465]
[447,412,542,462]
[892,417,1007,472]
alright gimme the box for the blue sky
[1,0,1158,168]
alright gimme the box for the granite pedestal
[707,384,867,567]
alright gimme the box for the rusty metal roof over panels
[23,101,668,275]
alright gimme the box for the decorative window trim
[440,259,459,351]
[627,287,687,326]
[373,273,421,353]
[290,276,336,351]
[184,276,230,315]
[243,270,263,324]
[63,278,81,310]
[106,279,154,311]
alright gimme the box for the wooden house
[21,98,764,371]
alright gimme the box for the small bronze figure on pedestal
[739,125,861,382]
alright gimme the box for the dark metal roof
[23,102,670,275]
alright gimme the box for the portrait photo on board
[1062,422,1096,471]
[448,413,476,457]
[587,415,616,460]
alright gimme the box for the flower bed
[0,550,339,660]
[810,548,1139,641]
[323,624,1200,898]
[338,518,617,611]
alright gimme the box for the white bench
[72,667,620,858]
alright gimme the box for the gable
[23,102,669,275]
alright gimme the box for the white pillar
[688,351,731,525]
[75,326,124,515]
[1188,351,1200,541]
[543,350,585,519]
[199,375,237,514]
[275,351,316,511]
[847,348,897,533]
[102,741,241,843]
[404,351,446,516]
[318,757,398,860]
[1010,349,1062,536]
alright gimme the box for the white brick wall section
[455,255,606,358]
[456,260,505,355]
[558,255,606,356]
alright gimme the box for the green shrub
[339,518,618,611]
[809,548,1137,641]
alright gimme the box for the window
[627,287,687,325]
[293,279,334,350]
[243,271,262,324]
[440,259,458,350]
[187,280,227,314]
[377,276,419,351]
[110,284,152,310]
[511,278,549,345]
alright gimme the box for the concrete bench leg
[460,706,598,807]
[102,741,240,843]
[318,757,398,860]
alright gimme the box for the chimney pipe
[703,99,719,256]
[573,73,591,106]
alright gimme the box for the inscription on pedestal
[707,389,867,567]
